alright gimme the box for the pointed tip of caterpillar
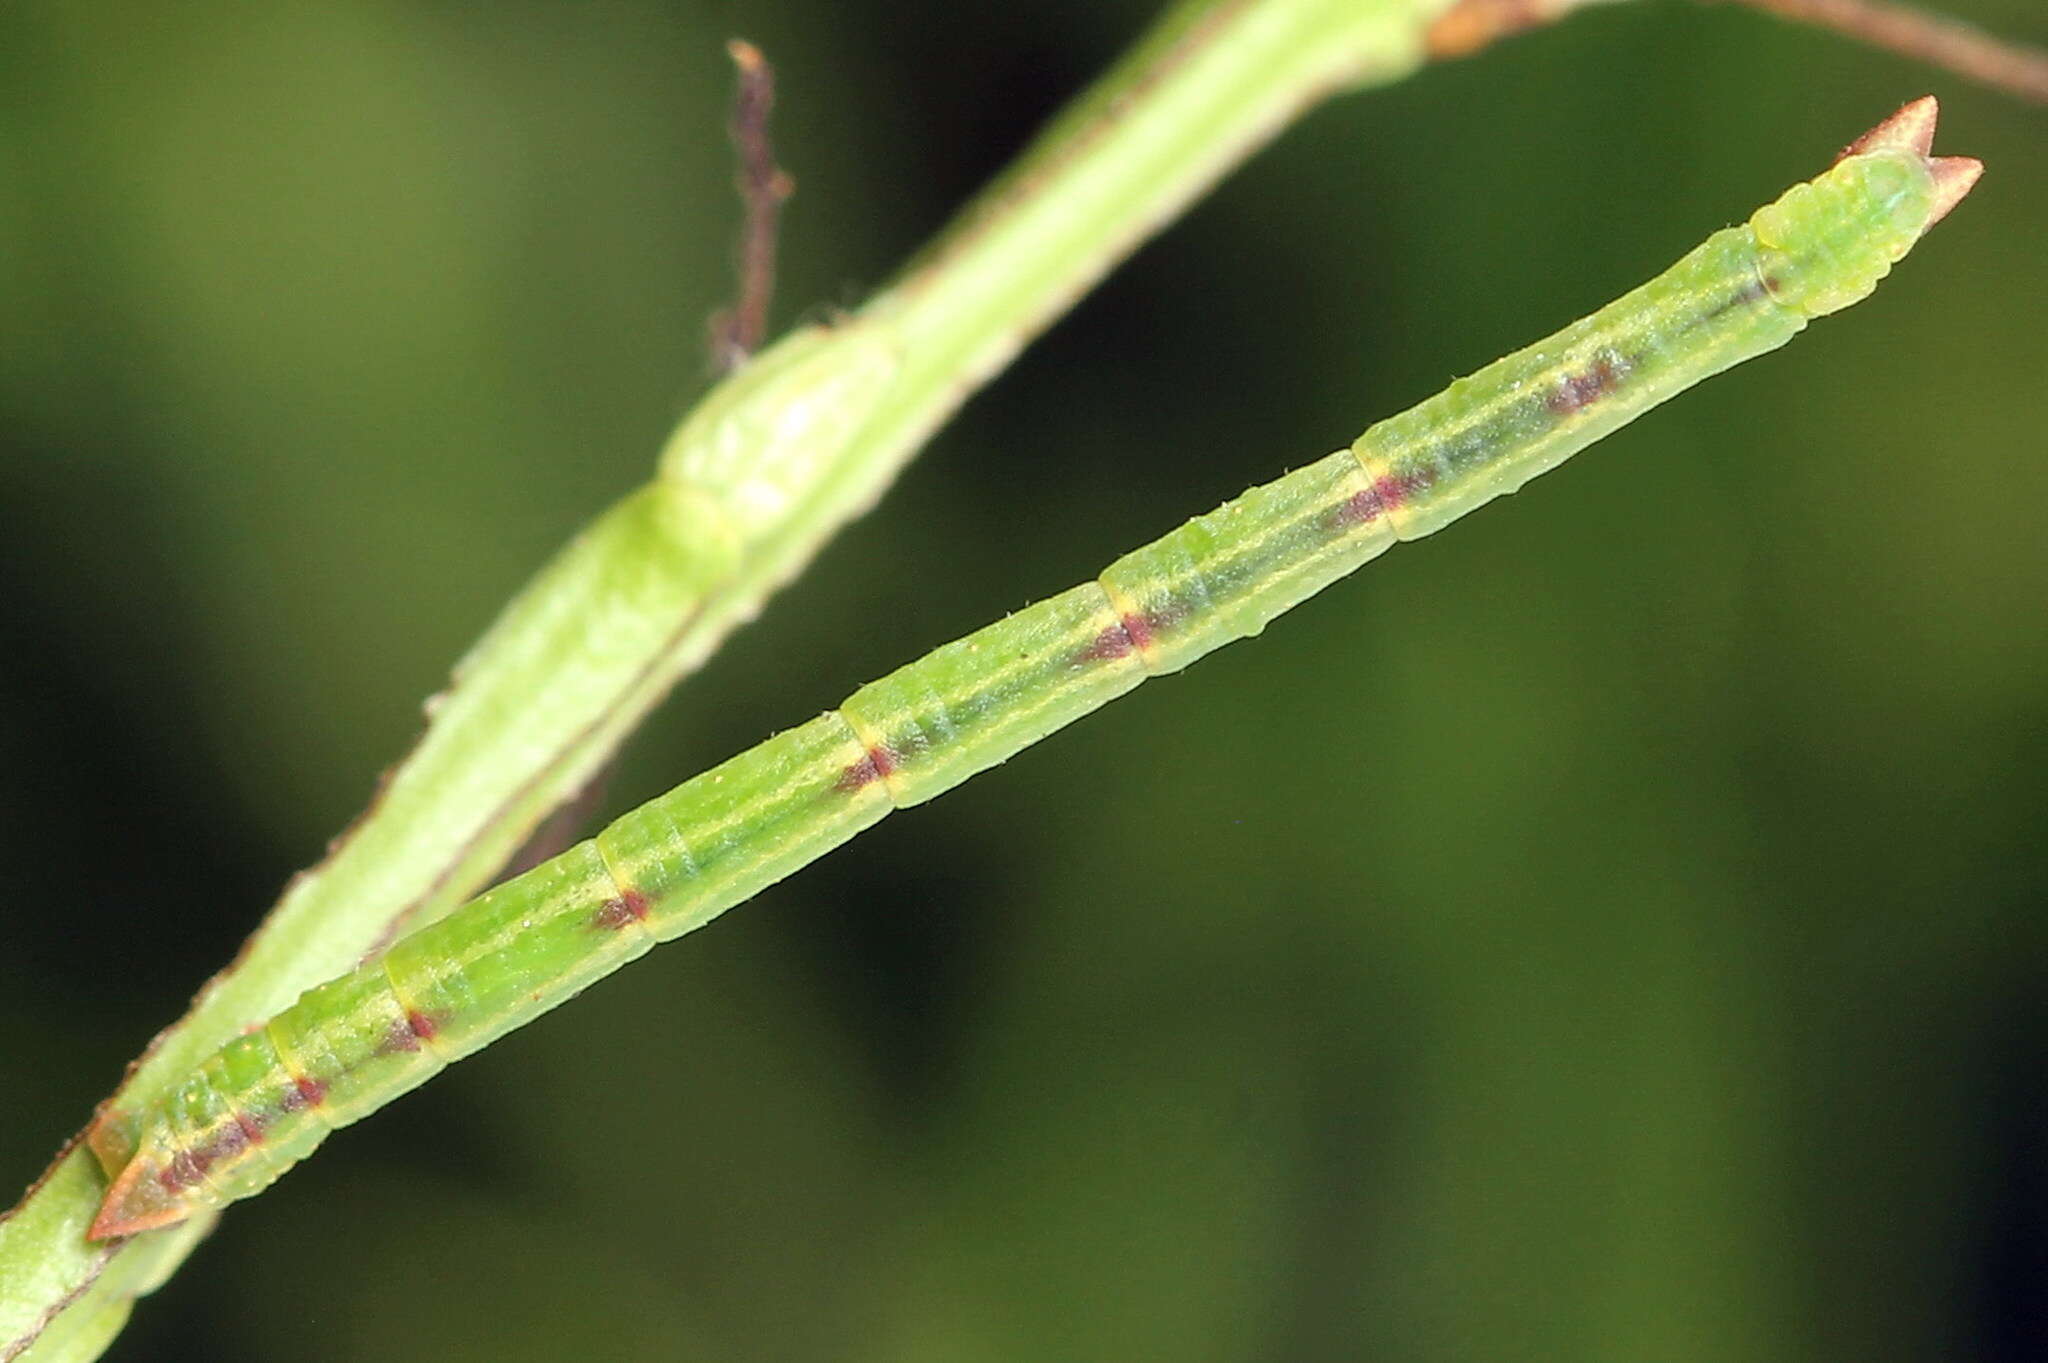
[1837,97,1983,231]
[1840,95,1941,160]
[1923,154,1984,228]
[90,1152,198,1241]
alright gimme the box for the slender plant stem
[1717,0,2048,102]
[1426,0,2048,102]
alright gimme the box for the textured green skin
[98,143,1943,1235]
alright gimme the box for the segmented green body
[95,143,1944,1237]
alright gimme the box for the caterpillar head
[1749,97,1982,318]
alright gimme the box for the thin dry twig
[709,39,796,372]
[1716,0,2048,104]
[1426,0,2048,105]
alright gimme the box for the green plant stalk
[0,1,1456,1356]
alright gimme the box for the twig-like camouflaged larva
[90,99,1980,1240]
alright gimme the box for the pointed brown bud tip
[1838,95,1941,162]
[1924,155,1985,228]
[726,39,766,74]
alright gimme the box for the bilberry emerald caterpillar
[89,98,1980,1241]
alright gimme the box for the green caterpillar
[91,98,1979,1240]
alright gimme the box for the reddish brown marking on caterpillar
[150,1098,263,1193]
[161,1149,204,1192]
[592,888,652,931]
[160,1122,247,1189]
[279,1075,328,1113]
[1077,608,1175,664]
[1332,468,1413,529]
[1373,468,1415,509]
[158,1122,249,1189]
[835,742,901,793]
[1547,354,1626,415]
[1077,617,1139,663]
[1331,481,1393,529]
[370,1002,442,1056]
[1331,489,1378,528]
[1703,276,1775,323]
[234,1109,267,1145]
[835,754,880,792]
[1120,611,1157,653]
[203,1121,249,1164]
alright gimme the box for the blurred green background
[3,2,2043,1359]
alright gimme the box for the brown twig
[1714,0,2048,104]
[1426,0,2048,105]
[708,40,795,372]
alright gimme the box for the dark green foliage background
[3,2,2043,1358]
